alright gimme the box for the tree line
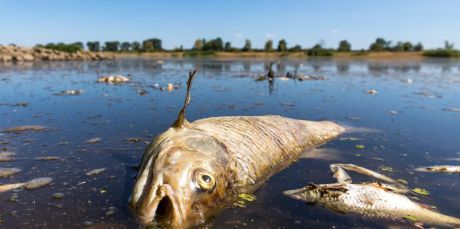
[35,37,460,57]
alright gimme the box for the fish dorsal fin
[172,70,197,128]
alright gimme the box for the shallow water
[1,58,459,228]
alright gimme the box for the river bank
[0,45,114,62]
[113,51,426,60]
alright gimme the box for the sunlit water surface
[0,58,459,228]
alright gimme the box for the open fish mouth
[132,184,185,226]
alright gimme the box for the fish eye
[194,170,216,192]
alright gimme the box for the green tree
[193,39,204,50]
[444,40,454,50]
[131,41,141,51]
[86,41,100,52]
[203,37,223,51]
[72,42,84,50]
[120,42,131,51]
[242,39,252,52]
[289,44,302,52]
[45,42,82,53]
[413,42,423,51]
[224,42,232,51]
[142,38,162,52]
[307,44,333,56]
[337,40,351,52]
[103,41,120,52]
[369,38,391,51]
[402,42,413,51]
[277,39,287,52]
[393,41,404,51]
[264,40,273,51]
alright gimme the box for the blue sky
[1,0,459,49]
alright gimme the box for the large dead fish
[284,164,460,227]
[129,70,345,228]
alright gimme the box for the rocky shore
[0,45,114,62]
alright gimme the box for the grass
[423,49,460,57]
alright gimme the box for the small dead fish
[34,156,62,161]
[2,125,46,133]
[55,89,83,96]
[24,177,53,189]
[97,75,130,84]
[86,137,101,144]
[445,158,460,162]
[367,89,378,94]
[414,165,460,173]
[0,167,21,178]
[332,163,400,185]
[0,177,53,193]
[284,183,460,227]
[297,75,326,81]
[443,108,460,113]
[0,151,15,162]
[86,168,106,176]
[330,164,352,184]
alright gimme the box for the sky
[1,0,459,50]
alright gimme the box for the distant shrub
[307,44,333,56]
[44,42,82,53]
[183,50,216,57]
[423,49,460,57]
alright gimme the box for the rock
[1,45,113,62]
[23,53,34,61]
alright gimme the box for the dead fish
[332,163,401,185]
[86,168,107,176]
[297,75,326,81]
[2,125,46,133]
[97,75,130,84]
[443,108,460,113]
[284,183,460,227]
[367,89,378,94]
[414,165,460,173]
[445,158,460,162]
[0,151,15,162]
[129,70,345,228]
[0,167,21,178]
[55,89,83,96]
[0,177,53,193]
[284,164,459,227]
[34,156,62,161]
[86,137,101,144]
[24,177,53,189]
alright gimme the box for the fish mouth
[132,184,186,227]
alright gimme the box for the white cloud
[233,33,243,38]
[331,29,339,34]
[265,33,275,39]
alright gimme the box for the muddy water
[0,58,459,228]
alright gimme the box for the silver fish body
[130,116,344,227]
[284,183,460,227]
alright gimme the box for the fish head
[283,183,323,204]
[130,131,232,228]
